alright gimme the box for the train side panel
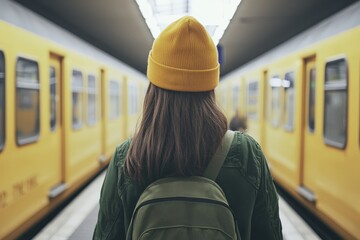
[220,23,360,239]
[0,18,147,239]
[104,68,126,160]
[221,79,233,118]
[262,55,302,191]
[0,21,66,239]
[64,53,104,185]
[308,27,360,237]
[126,74,143,138]
[243,71,263,142]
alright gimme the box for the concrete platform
[33,171,322,240]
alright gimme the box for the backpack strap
[203,130,235,180]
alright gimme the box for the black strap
[203,130,235,180]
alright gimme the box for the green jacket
[93,132,283,239]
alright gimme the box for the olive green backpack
[126,130,240,240]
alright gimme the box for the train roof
[5,0,357,77]
[0,0,147,81]
[222,1,360,80]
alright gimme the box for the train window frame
[247,80,259,120]
[308,68,316,133]
[87,74,97,126]
[50,66,57,131]
[16,57,40,145]
[0,51,5,151]
[269,75,282,128]
[323,57,348,149]
[283,71,295,132]
[109,80,120,119]
[72,69,84,130]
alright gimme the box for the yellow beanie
[147,16,219,92]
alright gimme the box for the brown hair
[125,83,227,184]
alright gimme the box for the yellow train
[218,2,360,239]
[0,2,148,239]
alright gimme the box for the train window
[72,70,83,129]
[308,68,316,132]
[283,72,295,131]
[88,75,96,125]
[324,58,347,148]
[109,80,120,119]
[269,75,282,127]
[247,81,258,120]
[50,66,56,131]
[16,58,40,145]
[128,85,139,114]
[0,51,5,150]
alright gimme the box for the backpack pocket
[127,177,239,240]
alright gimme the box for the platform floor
[33,171,322,240]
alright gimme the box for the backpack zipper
[137,196,232,211]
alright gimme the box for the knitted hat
[147,16,220,92]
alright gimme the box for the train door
[298,56,317,202]
[48,54,66,198]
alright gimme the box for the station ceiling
[15,0,357,76]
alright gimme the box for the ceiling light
[136,0,241,45]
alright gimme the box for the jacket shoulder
[225,131,263,189]
[114,139,132,167]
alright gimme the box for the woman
[93,16,282,240]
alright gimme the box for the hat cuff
[147,53,219,92]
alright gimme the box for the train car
[219,2,360,239]
[0,1,148,239]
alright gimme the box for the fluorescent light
[136,0,241,45]
[269,77,282,87]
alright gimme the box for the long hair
[125,83,227,184]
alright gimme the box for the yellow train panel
[0,17,146,239]
[100,68,126,162]
[0,21,67,239]
[219,20,360,240]
[242,70,263,142]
